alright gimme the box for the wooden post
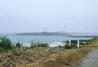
[69,40,71,46]
[77,40,80,48]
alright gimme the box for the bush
[30,41,49,48]
[30,41,37,48]
[56,45,63,48]
[64,44,72,49]
[0,48,4,52]
[16,42,23,49]
[0,37,13,51]
[37,43,49,47]
[64,44,77,49]
[71,44,77,48]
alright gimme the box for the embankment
[0,47,93,67]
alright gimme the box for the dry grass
[37,47,92,67]
[0,47,93,67]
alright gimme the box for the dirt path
[77,49,98,67]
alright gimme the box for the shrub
[37,43,49,47]
[64,44,72,49]
[64,44,78,49]
[0,37,13,51]
[0,48,4,52]
[71,44,77,48]
[56,45,63,48]
[30,41,49,48]
[16,41,23,49]
[30,41,37,48]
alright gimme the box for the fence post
[69,40,71,46]
[77,40,80,48]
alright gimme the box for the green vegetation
[15,42,23,49]
[56,45,64,48]
[64,44,72,49]
[0,37,13,52]
[0,37,23,52]
[0,48,4,52]
[56,44,77,49]
[0,36,96,53]
[86,38,97,45]
[30,41,49,48]
[0,36,49,52]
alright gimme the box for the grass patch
[0,37,13,52]
[30,41,49,48]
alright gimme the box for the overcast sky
[0,0,98,33]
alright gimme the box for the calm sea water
[0,35,92,47]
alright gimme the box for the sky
[0,0,98,33]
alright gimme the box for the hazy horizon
[0,0,98,33]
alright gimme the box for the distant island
[16,32,72,36]
[0,32,98,37]
[15,32,98,37]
